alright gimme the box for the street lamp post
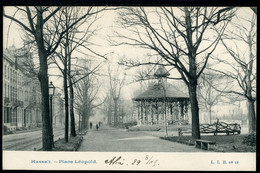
[49,81,55,148]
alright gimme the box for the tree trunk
[247,34,256,134]
[38,56,52,151]
[86,116,90,129]
[69,78,76,137]
[63,7,70,142]
[209,105,212,124]
[248,99,256,133]
[78,112,81,131]
[82,109,86,129]
[36,8,52,151]
[108,109,112,125]
[114,99,118,126]
[188,82,201,139]
[64,66,69,142]
[68,46,76,136]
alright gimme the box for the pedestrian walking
[90,122,92,129]
[96,123,99,131]
[98,121,101,127]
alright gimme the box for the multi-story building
[3,49,25,131]
[3,47,42,131]
[3,47,66,131]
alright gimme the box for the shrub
[124,121,137,129]
[22,127,28,130]
[113,122,125,128]
[128,125,161,131]
[3,125,9,132]
[4,131,15,135]
[171,120,189,125]
[16,127,23,131]
[242,132,256,146]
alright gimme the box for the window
[18,109,20,123]
[13,70,15,82]
[25,91,28,102]
[22,90,24,102]
[4,65,6,78]
[19,109,21,123]
[7,85,9,98]
[14,71,16,83]
[13,87,15,100]
[4,107,8,123]
[10,86,12,101]
[5,84,6,97]
[15,88,17,100]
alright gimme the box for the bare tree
[197,72,226,124]
[4,6,64,151]
[108,63,126,126]
[74,61,102,130]
[49,7,106,141]
[210,9,256,133]
[4,6,107,150]
[113,7,234,139]
[101,92,114,125]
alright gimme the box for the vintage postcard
[2,6,256,171]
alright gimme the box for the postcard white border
[2,151,256,171]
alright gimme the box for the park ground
[53,124,255,152]
[3,123,255,152]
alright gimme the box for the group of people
[89,121,102,130]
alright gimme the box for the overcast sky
[3,7,256,106]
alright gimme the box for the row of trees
[4,6,107,150]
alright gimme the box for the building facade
[3,48,66,131]
[3,48,42,131]
[3,50,26,130]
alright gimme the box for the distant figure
[99,121,101,127]
[90,122,92,129]
[96,123,99,131]
[178,128,183,136]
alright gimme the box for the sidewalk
[3,126,63,136]
[78,125,209,152]
[3,127,41,135]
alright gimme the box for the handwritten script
[104,155,159,167]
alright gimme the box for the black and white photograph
[2,6,256,171]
